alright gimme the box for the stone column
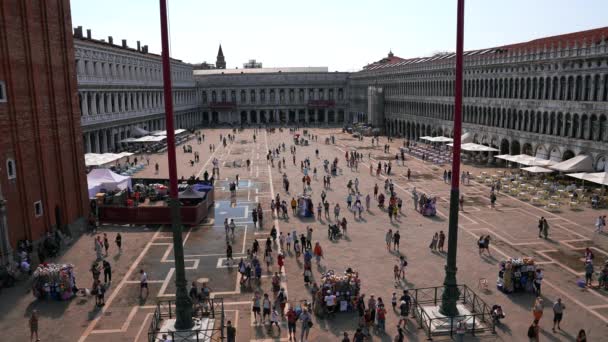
[101,130,108,153]
[109,130,115,152]
[91,93,98,115]
[82,92,89,116]
[599,77,606,102]
[99,93,106,114]
[93,131,100,153]
[85,132,91,153]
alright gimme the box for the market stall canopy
[85,152,133,166]
[461,132,473,143]
[420,136,433,141]
[430,136,453,143]
[550,155,594,172]
[567,172,608,186]
[131,126,149,137]
[447,142,499,152]
[151,129,186,136]
[178,186,207,199]
[87,168,132,198]
[521,166,555,173]
[423,136,453,143]
[495,154,516,162]
[511,154,555,166]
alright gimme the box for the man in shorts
[251,293,261,324]
[552,298,565,332]
[286,306,298,340]
[139,269,148,299]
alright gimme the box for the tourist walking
[300,308,312,342]
[527,319,540,341]
[226,320,236,342]
[585,260,594,286]
[286,306,298,340]
[103,233,110,256]
[532,297,544,324]
[385,229,393,251]
[534,269,543,295]
[576,329,587,341]
[429,232,438,252]
[541,219,549,239]
[313,242,323,265]
[140,269,149,299]
[115,233,122,252]
[393,230,401,251]
[102,260,112,283]
[29,310,40,342]
[552,298,565,332]
[438,231,446,252]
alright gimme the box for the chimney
[108,36,113,45]
[86,29,91,39]
[122,39,127,48]
[137,41,141,51]
[142,45,148,53]
[74,26,83,38]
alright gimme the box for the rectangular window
[0,80,6,102]
[34,201,43,217]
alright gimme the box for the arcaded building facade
[74,27,203,153]
[0,0,89,261]
[350,27,608,171]
[194,68,349,125]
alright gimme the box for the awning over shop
[495,154,554,166]
[423,136,453,143]
[151,129,187,136]
[447,142,499,152]
[85,152,133,166]
[567,172,608,186]
[550,155,594,173]
[521,166,554,173]
[120,135,167,143]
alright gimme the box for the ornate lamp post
[159,0,193,329]
[440,0,465,317]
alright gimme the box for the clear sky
[71,0,607,71]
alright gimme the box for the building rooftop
[362,26,608,72]
[193,66,329,76]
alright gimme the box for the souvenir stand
[418,193,437,216]
[315,268,361,317]
[32,263,77,300]
[297,194,314,217]
[496,257,537,294]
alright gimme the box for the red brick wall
[0,0,88,248]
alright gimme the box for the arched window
[6,158,16,179]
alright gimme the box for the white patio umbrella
[521,166,554,173]
[567,172,608,186]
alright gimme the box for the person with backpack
[299,308,312,342]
